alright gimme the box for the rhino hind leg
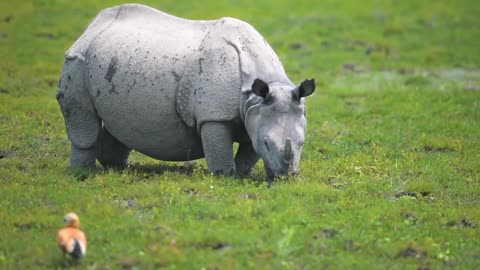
[57,56,101,169]
[97,127,131,170]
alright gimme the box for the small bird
[57,212,87,259]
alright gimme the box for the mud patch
[397,246,428,259]
[183,187,198,195]
[195,242,232,250]
[120,199,135,209]
[105,56,119,83]
[423,144,454,153]
[313,228,337,239]
[394,191,418,199]
[3,15,13,23]
[394,191,433,199]
[402,211,418,225]
[290,42,307,50]
[447,217,474,228]
[117,258,140,270]
[211,242,232,250]
[0,147,17,159]
[13,222,34,230]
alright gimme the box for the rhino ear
[251,79,270,99]
[294,79,316,99]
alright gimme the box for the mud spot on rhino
[127,79,136,93]
[198,57,205,74]
[172,70,181,82]
[105,56,119,83]
[109,84,118,94]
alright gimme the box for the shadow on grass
[49,256,83,269]
[127,161,204,176]
[67,161,297,186]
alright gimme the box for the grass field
[1,0,479,269]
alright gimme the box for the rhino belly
[82,18,208,161]
[95,88,204,161]
[86,58,204,161]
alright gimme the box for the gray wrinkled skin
[56,4,315,179]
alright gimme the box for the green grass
[1,0,479,269]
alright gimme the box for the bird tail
[70,239,85,259]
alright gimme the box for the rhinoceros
[57,4,315,178]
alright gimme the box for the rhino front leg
[200,122,236,176]
[235,142,260,177]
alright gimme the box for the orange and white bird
[57,212,87,259]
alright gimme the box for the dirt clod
[117,258,140,270]
[13,222,34,230]
[212,242,232,250]
[4,15,13,23]
[183,187,197,195]
[459,217,474,228]
[290,42,307,50]
[313,228,337,239]
[403,211,417,221]
[395,191,418,199]
[447,217,474,228]
[397,247,427,258]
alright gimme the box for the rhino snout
[261,137,299,178]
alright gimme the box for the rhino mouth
[263,161,299,179]
[261,137,300,179]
